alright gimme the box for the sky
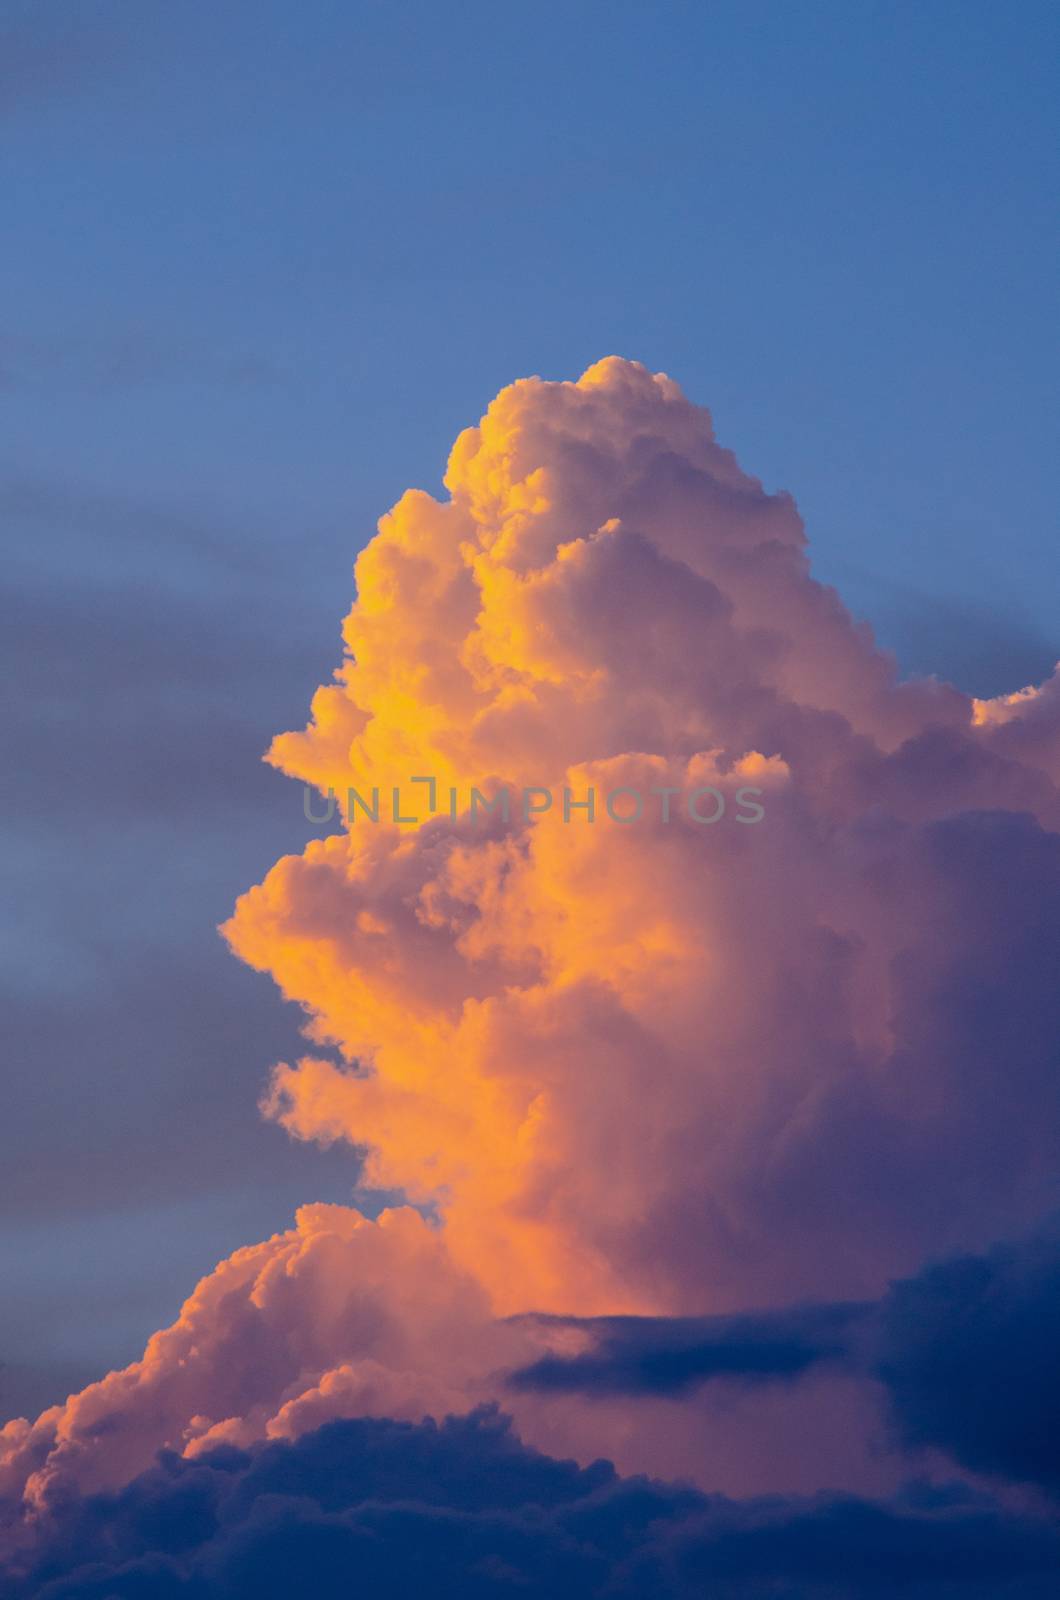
[2,3,1060,1594]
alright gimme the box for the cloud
[509,1216,1060,1498]
[11,1221,1060,1590]
[876,1218,1060,1493]
[974,664,1060,785]
[507,1302,866,1396]
[4,358,1060,1575]
[221,356,1060,1320]
[0,1204,528,1526]
[7,1409,1060,1600]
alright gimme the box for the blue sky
[2,0,1057,1414]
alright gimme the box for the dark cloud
[6,1408,1060,1600]
[507,1302,867,1396]
[876,1221,1060,1493]
[511,1217,1060,1500]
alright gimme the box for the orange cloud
[0,1205,527,1518]
[4,359,1059,1530]
[221,358,1059,1321]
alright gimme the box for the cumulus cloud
[4,358,1060,1571]
[223,356,1060,1320]
[9,1409,1060,1600]
[0,1205,524,1530]
[0,1203,880,1526]
[13,1223,1060,1593]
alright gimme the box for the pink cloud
[4,359,1058,1530]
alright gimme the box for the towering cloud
[4,360,1059,1556]
[226,357,1060,1317]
